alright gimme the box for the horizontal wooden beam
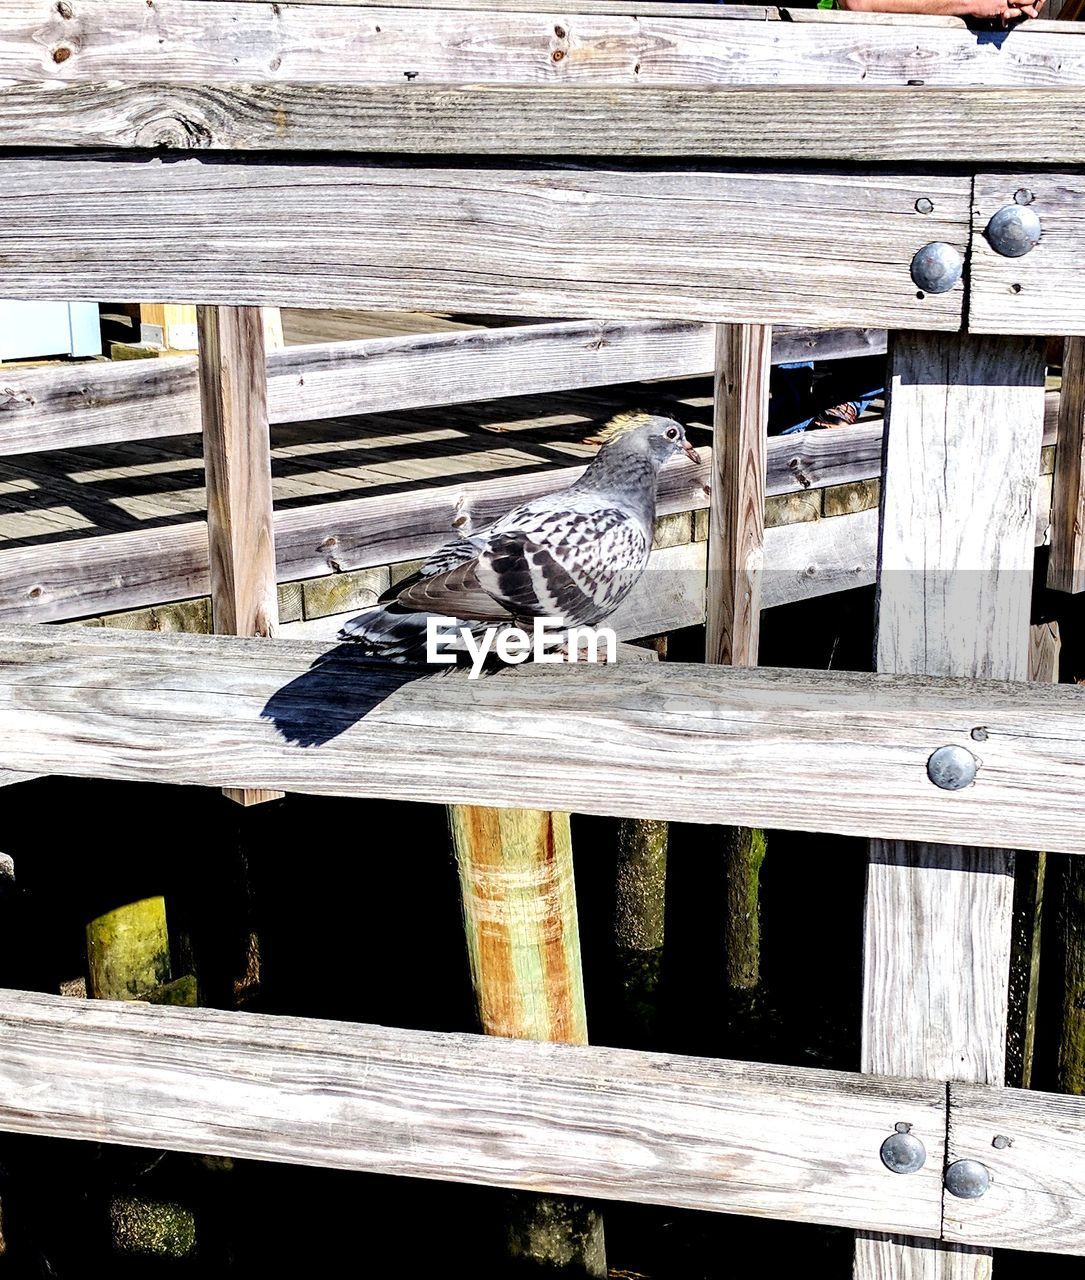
[1,392,1058,626]
[4,625,1085,854]
[0,987,944,1235]
[6,84,1085,164]
[0,320,886,457]
[970,172,1085,336]
[0,155,967,329]
[946,1080,1085,1255]
[5,2,1085,93]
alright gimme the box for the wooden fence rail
[2,624,1084,854]
[0,320,886,457]
[5,1,1085,91]
[1,989,1085,1254]
[0,988,948,1238]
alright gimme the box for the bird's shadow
[261,643,433,748]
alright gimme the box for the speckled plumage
[339,413,700,660]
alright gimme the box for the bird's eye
[665,427,678,440]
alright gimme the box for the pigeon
[338,412,701,662]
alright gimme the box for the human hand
[969,0,1045,22]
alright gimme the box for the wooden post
[86,896,198,1260]
[707,323,770,990]
[450,805,606,1278]
[855,333,1046,1280]
[197,304,282,807]
[613,816,668,1046]
[1006,622,1060,1089]
[1048,336,1085,594]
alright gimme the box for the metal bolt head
[944,1159,990,1199]
[915,197,934,214]
[985,204,1042,258]
[910,242,963,294]
[992,1134,1012,1150]
[880,1131,927,1175]
[1014,188,1034,206]
[927,745,978,791]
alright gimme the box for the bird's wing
[388,504,650,625]
[376,534,486,604]
[478,506,650,625]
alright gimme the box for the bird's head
[591,411,701,467]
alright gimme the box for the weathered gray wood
[857,334,1047,1280]
[945,1081,1085,1255]
[0,987,945,1235]
[2,422,1060,627]
[0,321,884,458]
[0,155,969,329]
[0,770,39,787]
[706,324,768,666]
[198,305,278,640]
[970,174,1085,336]
[7,2,1085,90]
[0,380,1059,628]
[197,304,283,806]
[3,626,1085,853]
[1048,337,1085,593]
[7,83,1085,164]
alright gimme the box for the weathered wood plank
[450,803,607,1275]
[0,987,946,1235]
[0,156,969,329]
[7,2,1085,90]
[198,305,277,640]
[3,626,1085,853]
[0,321,885,458]
[1048,337,1085,593]
[945,1082,1085,1255]
[970,174,1085,336]
[706,324,768,666]
[197,304,283,806]
[2,410,1061,627]
[857,334,1047,1280]
[7,84,1085,164]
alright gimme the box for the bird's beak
[682,441,702,466]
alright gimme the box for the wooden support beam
[0,987,946,1236]
[450,805,606,1276]
[1048,337,1085,593]
[9,84,1085,165]
[945,1079,1085,1254]
[0,424,1058,629]
[6,4,1085,93]
[4,626,1085,853]
[970,174,1085,337]
[707,324,770,995]
[1005,622,1060,1090]
[707,324,768,667]
[197,304,282,806]
[855,333,1047,1280]
[0,156,969,330]
[0,320,886,458]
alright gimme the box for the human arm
[837,0,1045,18]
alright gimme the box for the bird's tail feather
[338,606,482,664]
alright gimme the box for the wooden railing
[2,4,1085,1278]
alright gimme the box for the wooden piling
[1048,336,1085,594]
[85,895,198,1261]
[707,323,770,992]
[197,304,282,807]
[613,816,668,1045]
[1006,621,1060,1089]
[450,805,605,1277]
[855,332,1046,1280]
